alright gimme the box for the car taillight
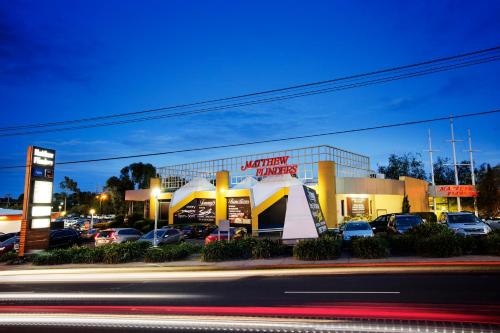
[111,232,117,240]
[96,233,101,238]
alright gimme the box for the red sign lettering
[241,156,298,177]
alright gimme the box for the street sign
[19,146,56,256]
[219,220,230,232]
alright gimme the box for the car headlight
[484,225,492,233]
[0,247,4,251]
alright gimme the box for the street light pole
[152,188,161,248]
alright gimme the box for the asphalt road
[0,271,498,307]
[1,271,499,332]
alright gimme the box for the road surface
[0,270,499,332]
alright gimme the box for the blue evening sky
[1,0,499,196]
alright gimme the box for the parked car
[341,221,374,241]
[140,228,184,246]
[196,224,217,239]
[387,214,423,234]
[439,212,492,236]
[205,227,247,245]
[80,228,99,241]
[0,232,18,243]
[370,214,391,233]
[95,228,142,246]
[0,236,19,255]
[179,225,196,239]
[48,228,81,249]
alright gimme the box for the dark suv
[49,228,81,249]
[370,214,391,233]
[387,214,423,234]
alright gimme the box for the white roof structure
[251,174,303,207]
[232,176,258,189]
[170,177,215,207]
[0,208,22,216]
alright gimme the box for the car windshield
[97,230,114,238]
[142,230,166,239]
[448,214,481,224]
[345,222,370,231]
[396,216,422,227]
[0,236,18,246]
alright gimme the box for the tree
[119,163,156,189]
[105,173,134,215]
[476,164,500,218]
[377,153,426,180]
[432,157,455,185]
[402,195,411,213]
[59,176,80,208]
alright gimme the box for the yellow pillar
[215,170,229,225]
[318,161,338,228]
[149,178,161,220]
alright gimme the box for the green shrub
[202,239,252,262]
[102,241,151,264]
[293,235,342,261]
[384,234,415,255]
[415,230,462,257]
[351,237,389,258]
[406,222,449,239]
[68,246,105,263]
[484,230,500,256]
[32,248,73,265]
[144,242,200,262]
[93,221,112,229]
[251,239,291,259]
[0,251,18,263]
[457,235,487,255]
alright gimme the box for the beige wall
[336,193,403,224]
[400,176,430,212]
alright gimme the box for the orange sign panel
[435,185,477,197]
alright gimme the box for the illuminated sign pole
[19,146,56,257]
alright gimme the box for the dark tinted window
[166,229,178,236]
[143,230,166,239]
[345,222,371,231]
[395,216,422,227]
[448,214,481,224]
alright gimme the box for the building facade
[125,145,429,235]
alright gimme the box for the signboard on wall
[19,146,56,256]
[174,198,216,224]
[434,185,477,197]
[347,197,369,216]
[227,197,252,225]
[303,186,327,234]
[240,156,298,177]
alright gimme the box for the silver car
[341,221,374,241]
[139,228,184,246]
[95,228,143,246]
[439,212,492,236]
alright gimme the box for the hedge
[0,251,18,263]
[144,242,202,262]
[484,230,500,256]
[32,241,151,265]
[293,235,342,261]
[351,237,389,258]
[202,238,291,262]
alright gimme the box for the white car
[439,212,492,236]
[341,221,374,241]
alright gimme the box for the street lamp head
[101,194,108,200]
[152,187,161,198]
[90,209,96,215]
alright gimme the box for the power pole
[466,129,479,216]
[447,117,462,212]
[425,129,438,216]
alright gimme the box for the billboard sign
[174,198,216,224]
[303,186,327,235]
[19,146,56,256]
[227,197,252,225]
[433,185,477,197]
[347,197,369,216]
[240,156,298,177]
